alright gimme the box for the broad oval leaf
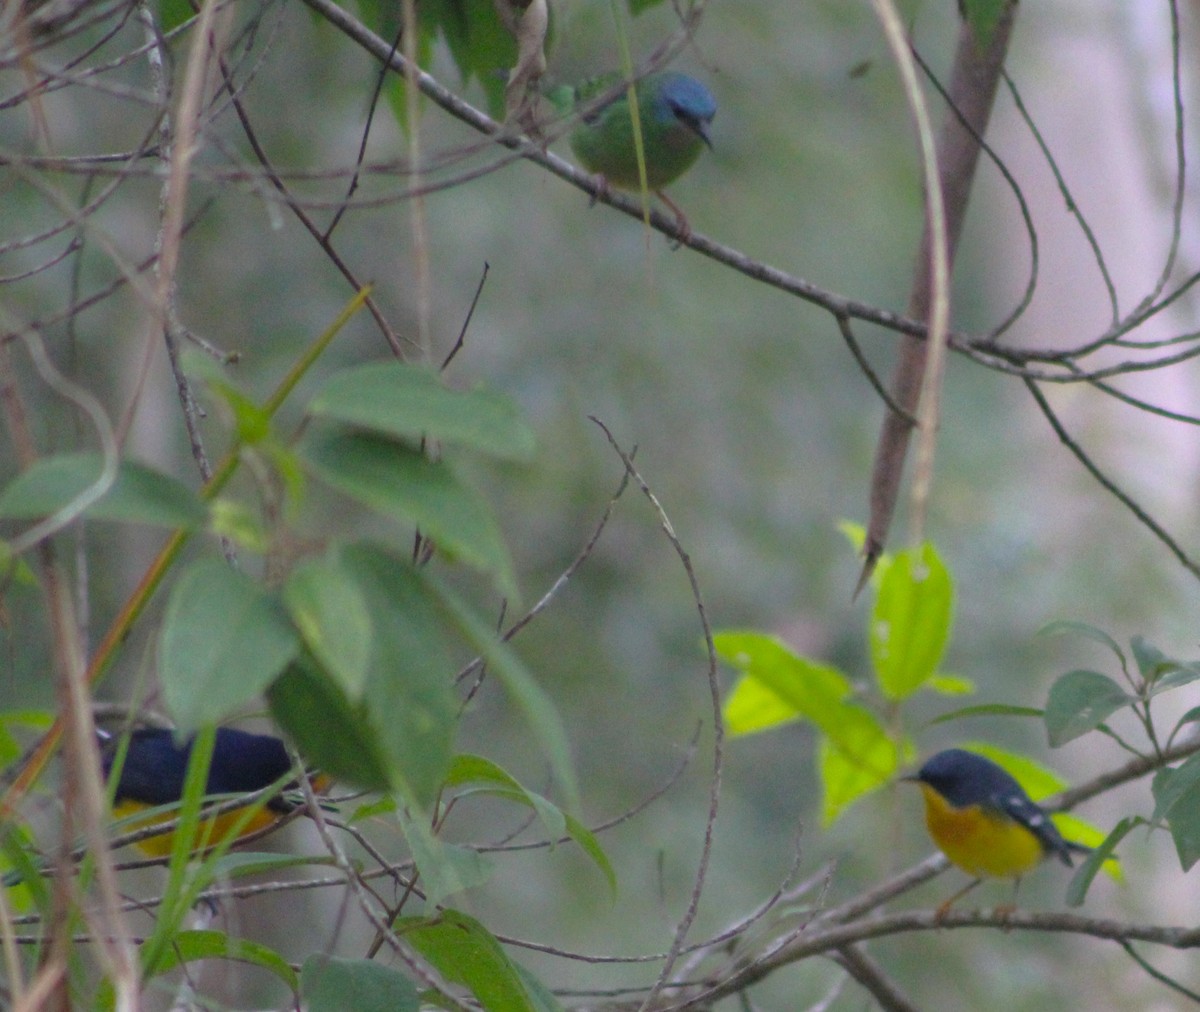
[397,811,494,907]
[308,362,535,461]
[300,426,516,597]
[301,955,419,1012]
[716,631,852,738]
[160,559,299,730]
[1036,620,1125,664]
[0,452,205,529]
[1152,759,1200,871]
[820,719,912,825]
[396,909,540,1012]
[275,546,461,806]
[147,929,299,994]
[283,553,373,699]
[341,545,459,806]
[870,542,952,700]
[723,674,804,736]
[268,659,394,793]
[1044,670,1133,747]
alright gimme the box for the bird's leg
[994,877,1021,929]
[934,876,981,922]
[586,173,612,208]
[654,189,692,247]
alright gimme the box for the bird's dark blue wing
[988,791,1085,866]
[104,728,295,811]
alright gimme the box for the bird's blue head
[656,72,717,148]
[908,748,1023,808]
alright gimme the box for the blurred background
[2,0,1199,1007]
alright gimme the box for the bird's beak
[899,773,919,783]
[696,121,713,149]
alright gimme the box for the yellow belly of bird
[919,784,1045,878]
[113,800,281,858]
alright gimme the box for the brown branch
[830,944,919,1012]
[858,3,1019,591]
[692,907,1200,1006]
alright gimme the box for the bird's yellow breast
[112,800,282,858]
[918,783,1046,878]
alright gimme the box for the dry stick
[588,420,723,1012]
[115,0,223,450]
[858,4,1018,592]
[871,0,951,563]
[1025,378,1200,581]
[0,345,138,1008]
[830,944,918,1012]
[693,907,1200,1006]
[401,0,432,361]
[213,48,404,356]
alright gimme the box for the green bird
[564,71,716,237]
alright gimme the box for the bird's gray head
[908,748,1023,808]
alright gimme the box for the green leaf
[208,498,270,552]
[302,955,420,1012]
[1150,753,1200,822]
[929,702,1042,725]
[870,542,952,700]
[512,961,567,1012]
[160,558,299,730]
[428,576,580,813]
[1037,620,1125,665]
[145,929,299,993]
[416,1,517,119]
[157,0,194,32]
[300,426,516,597]
[308,362,535,462]
[269,659,394,793]
[1044,670,1134,747]
[284,552,374,699]
[447,754,563,836]
[1064,816,1132,907]
[927,673,975,696]
[274,548,461,804]
[1,824,50,913]
[397,909,536,1012]
[1147,664,1200,696]
[0,453,206,529]
[960,0,1007,46]
[204,851,337,880]
[1152,760,1200,870]
[397,810,494,906]
[446,754,616,896]
[342,546,459,805]
[1171,705,1200,740]
[723,671,806,735]
[716,631,852,736]
[1130,635,1173,683]
[717,633,904,822]
[0,710,52,768]
[628,0,668,14]
[819,720,912,825]
[212,380,271,444]
[837,520,867,554]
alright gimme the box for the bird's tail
[1057,839,1094,867]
